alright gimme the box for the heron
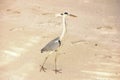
[40,12,76,73]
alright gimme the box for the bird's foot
[40,65,47,72]
[53,69,62,74]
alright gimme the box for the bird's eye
[64,12,68,15]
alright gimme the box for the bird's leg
[53,53,62,74]
[40,54,50,72]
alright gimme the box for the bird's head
[55,12,77,17]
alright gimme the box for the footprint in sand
[95,54,112,59]
[6,9,21,14]
[97,26,113,30]
[6,9,11,12]
[9,27,24,31]
[30,5,47,15]
[13,11,21,14]
[71,40,99,47]
[71,40,89,46]
[96,25,116,34]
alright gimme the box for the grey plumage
[40,12,76,73]
[41,37,61,53]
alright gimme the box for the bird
[40,12,76,73]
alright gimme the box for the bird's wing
[41,37,60,53]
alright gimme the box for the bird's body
[41,37,61,53]
[40,12,76,73]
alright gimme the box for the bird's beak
[69,14,77,17]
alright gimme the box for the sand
[0,0,120,80]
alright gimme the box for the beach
[0,0,120,80]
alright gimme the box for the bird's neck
[60,16,66,41]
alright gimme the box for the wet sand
[0,0,120,80]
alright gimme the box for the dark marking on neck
[58,40,61,46]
